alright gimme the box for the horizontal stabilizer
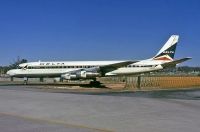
[161,57,192,68]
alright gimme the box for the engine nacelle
[61,74,77,80]
[84,72,101,78]
[77,71,101,78]
[61,71,100,80]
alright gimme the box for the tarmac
[0,85,200,132]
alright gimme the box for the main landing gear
[89,78,101,86]
[10,77,14,82]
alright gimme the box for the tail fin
[153,35,179,61]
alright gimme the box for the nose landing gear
[10,77,14,82]
[23,77,28,85]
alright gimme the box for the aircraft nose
[6,70,16,76]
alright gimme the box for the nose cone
[6,70,16,77]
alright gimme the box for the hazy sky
[0,0,199,66]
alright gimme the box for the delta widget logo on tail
[153,55,173,61]
[153,35,178,61]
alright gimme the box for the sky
[0,0,199,66]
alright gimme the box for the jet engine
[61,71,100,80]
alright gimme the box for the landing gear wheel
[89,81,101,86]
[23,77,28,85]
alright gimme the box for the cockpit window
[17,65,22,69]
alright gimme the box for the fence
[100,76,200,90]
[1,75,200,90]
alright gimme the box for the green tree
[9,57,28,69]
[0,57,28,74]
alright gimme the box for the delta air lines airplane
[7,35,191,84]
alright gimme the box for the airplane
[7,35,191,85]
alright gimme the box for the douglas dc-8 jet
[7,35,191,85]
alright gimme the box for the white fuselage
[7,59,167,78]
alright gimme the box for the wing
[99,61,137,75]
[62,61,137,76]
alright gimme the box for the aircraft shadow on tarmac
[86,89,200,100]
[0,82,108,88]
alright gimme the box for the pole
[137,75,141,89]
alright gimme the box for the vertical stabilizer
[153,35,179,61]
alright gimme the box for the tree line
[0,57,27,74]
